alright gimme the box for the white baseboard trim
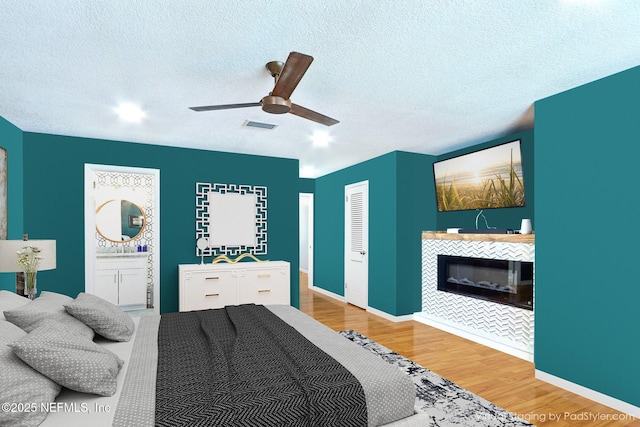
[535,370,640,420]
[413,313,534,362]
[309,285,346,302]
[307,286,413,322]
[366,306,414,323]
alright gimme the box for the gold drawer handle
[258,289,271,293]
[205,293,219,297]
[257,274,271,278]
[205,276,220,280]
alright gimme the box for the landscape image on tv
[433,140,525,212]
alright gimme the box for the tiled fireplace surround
[416,232,535,361]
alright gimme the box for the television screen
[433,140,525,212]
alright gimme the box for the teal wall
[534,66,640,407]
[0,118,25,291]
[19,132,300,313]
[395,151,437,314]
[435,129,535,231]
[298,178,315,193]
[314,151,435,316]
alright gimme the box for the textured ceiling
[1,1,639,177]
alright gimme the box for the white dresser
[178,261,290,312]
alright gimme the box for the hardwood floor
[298,273,639,427]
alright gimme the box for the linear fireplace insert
[437,255,533,310]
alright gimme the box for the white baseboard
[413,313,534,362]
[535,370,640,420]
[308,286,413,322]
[366,306,414,322]
[309,285,346,302]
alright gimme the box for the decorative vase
[519,219,532,235]
[24,270,37,300]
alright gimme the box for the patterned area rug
[339,330,534,427]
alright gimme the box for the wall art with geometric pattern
[196,182,267,258]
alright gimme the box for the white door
[345,181,368,309]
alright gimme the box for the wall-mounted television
[433,140,525,212]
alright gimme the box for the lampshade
[0,240,57,272]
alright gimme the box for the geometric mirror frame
[195,182,267,257]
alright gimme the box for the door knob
[360,250,366,255]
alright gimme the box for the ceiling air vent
[243,120,278,130]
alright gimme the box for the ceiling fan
[189,52,339,126]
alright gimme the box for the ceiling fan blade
[271,52,313,100]
[290,103,339,126]
[189,102,261,112]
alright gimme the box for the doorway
[84,164,160,314]
[299,193,314,288]
[344,181,369,309]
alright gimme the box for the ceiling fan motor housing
[261,95,291,114]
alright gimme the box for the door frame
[84,164,160,313]
[299,193,314,287]
[344,180,369,309]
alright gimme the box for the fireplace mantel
[422,231,534,244]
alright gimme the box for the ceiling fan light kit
[190,52,339,126]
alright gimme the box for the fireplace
[437,255,533,310]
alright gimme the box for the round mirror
[96,199,146,243]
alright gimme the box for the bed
[1,290,429,426]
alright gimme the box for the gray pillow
[0,320,61,427]
[9,322,124,396]
[64,292,135,341]
[3,291,94,339]
[0,290,29,320]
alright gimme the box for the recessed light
[115,103,146,123]
[311,131,331,147]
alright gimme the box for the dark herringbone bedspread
[155,304,367,426]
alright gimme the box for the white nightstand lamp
[0,238,56,299]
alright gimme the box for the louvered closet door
[344,181,369,309]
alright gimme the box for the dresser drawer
[185,269,236,286]
[181,283,237,310]
[180,270,237,311]
[238,268,290,305]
